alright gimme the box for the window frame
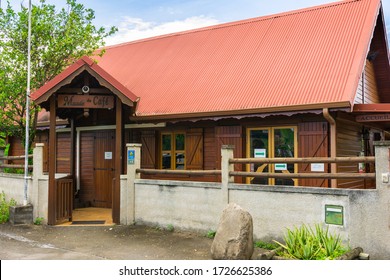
[246,126,298,185]
[160,131,186,170]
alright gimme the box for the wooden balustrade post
[221,145,234,207]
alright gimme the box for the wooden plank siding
[215,126,243,183]
[56,132,71,174]
[79,131,95,205]
[298,122,329,187]
[354,60,380,104]
[336,118,368,189]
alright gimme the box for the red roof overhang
[30,56,138,107]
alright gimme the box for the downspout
[323,108,337,188]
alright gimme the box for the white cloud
[104,16,220,46]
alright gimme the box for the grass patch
[0,191,17,224]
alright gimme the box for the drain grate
[71,220,105,225]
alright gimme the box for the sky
[4,0,390,46]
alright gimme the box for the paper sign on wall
[254,149,266,158]
[275,163,287,171]
[311,163,325,172]
[105,152,112,160]
[128,150,135,165]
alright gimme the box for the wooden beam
[230,171,376,179]
[113,96,123,224]
[229,156,375,164]
[58,88,111,94]
[48,96,57,225]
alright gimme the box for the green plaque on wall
[325,205,344,225]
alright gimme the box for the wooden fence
[0,155,33,170]
[136,156,376,182]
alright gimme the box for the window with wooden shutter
[140,130,156,169]
[185,128,203,170]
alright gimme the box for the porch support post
[221,145,234,207]
[122,143,141,225]
[113,97,123,224]
[48,96,57,225]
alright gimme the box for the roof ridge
[103,0,362,50]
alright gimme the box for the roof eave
[131,101,352,122]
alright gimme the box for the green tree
[0,0,117,148]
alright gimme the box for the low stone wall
[0,173,32,205]
[134,179,222,232]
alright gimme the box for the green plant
[255,240,279,250]
[206,230,216,239]
[34,217,44,225]
[274,224,348,260]
[166,224,174,232]
[0,191,17,224]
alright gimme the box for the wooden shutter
[298,122,329,187]
[140,130,156,169]
[185,128,203,170]
[215,126,243,183]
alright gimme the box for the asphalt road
[0,223,213,260]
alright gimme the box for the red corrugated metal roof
[33,0,385,119]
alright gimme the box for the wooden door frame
[48,96,124,225]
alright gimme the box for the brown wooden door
[93,131,115,208]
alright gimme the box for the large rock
[211,203,254,260]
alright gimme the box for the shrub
[255,240,279,250]
[0,191,17,223]
[274,224,349,260]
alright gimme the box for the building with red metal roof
[9,0,390,223]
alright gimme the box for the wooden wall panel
[56,132,71,174]
[298,122,329,187]
[336,119,365,189]
[215,126,243,183]
[354,60,380,104]
[79,131,95,205]
[203,127,217,171]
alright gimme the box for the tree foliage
[0,0,117,148]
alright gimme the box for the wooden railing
[229,156,376,179]
[137,169,221,176]
[0,155,33,170]
[55,175,73,224]
[135,156,375,181]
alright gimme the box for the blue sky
[6,0,390,46]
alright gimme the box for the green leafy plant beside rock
[34,217,44,225]
[273,224,349,260]
[0,191,17,223]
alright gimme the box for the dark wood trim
[113,97,123,223]
[70,118,75,177]
[48,96,57,225]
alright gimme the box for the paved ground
[0,223,214,260]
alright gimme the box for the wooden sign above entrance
[58,94,114,109]
[356,114,390,122]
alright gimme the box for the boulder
[211,203,254,260]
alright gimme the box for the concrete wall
[122,143,390,259]
[0,144,49,222]
[134,179,222,231]
[0,173,32,204]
